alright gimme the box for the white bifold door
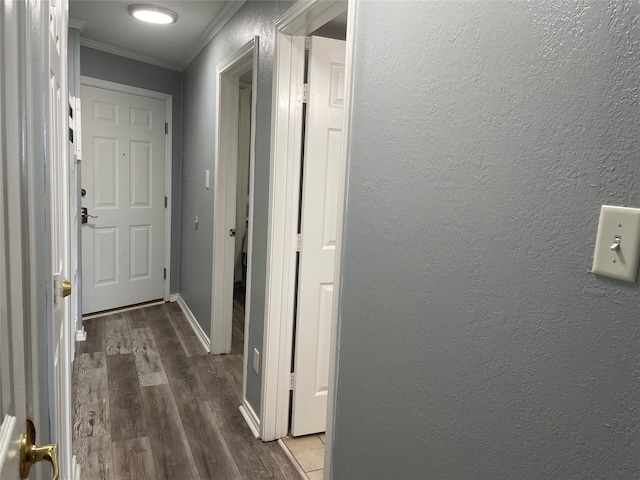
[81,85,166,314]
[291,36,346,437]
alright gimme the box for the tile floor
[283,433,326,479]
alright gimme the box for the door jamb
[79,76,173,304]
[210,37,259,365]
[261,4,356,470]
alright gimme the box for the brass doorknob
[61,280,71,298]
[20,420,59,480]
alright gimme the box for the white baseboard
[169,293,179,302]
[72,454,82,480]
[176,295,211,353]
[239,402,261,439]
[277,437,309,479]
[75,328,87,342]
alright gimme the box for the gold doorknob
[61,280,71,298]
[20,420,59,480]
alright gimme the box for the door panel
[1,0,72,477]
[81,85,166,314]
[291,36,346,437]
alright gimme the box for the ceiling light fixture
[128,4,178,25]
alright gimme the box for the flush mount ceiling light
[128,4,178,24]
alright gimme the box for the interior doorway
[261,5,356,474]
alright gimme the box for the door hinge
[302,83,309,103]
[295,233,302,252]
[165,122,169,134]
[165,196,168,208]
[289,373,295,390]
[164,268,167,280]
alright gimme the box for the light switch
[592,205,640,282]
[205,170,210,189]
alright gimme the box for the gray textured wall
[332,1,640,479]
[80,47,183,294]
[180,0,294,415]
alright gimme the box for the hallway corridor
[72,302,303,480]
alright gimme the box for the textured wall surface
[180,0,294,415]
[80,47,183,294]
[332,1,640,479]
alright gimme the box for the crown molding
[80,38,182,72]
[69,18,88,31]
[180,0,246,71]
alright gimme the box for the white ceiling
[69,0,245,71]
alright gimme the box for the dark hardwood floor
[73,298,302,480]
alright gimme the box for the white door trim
[261,0,354,452]
[79,76,173,303]
[210,37,258,356]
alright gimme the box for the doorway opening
[210,37,260,433]
[262,0,356,476]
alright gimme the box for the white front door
[81,85,166,314]
[291,36,346,437]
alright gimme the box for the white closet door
[291,36,346,437]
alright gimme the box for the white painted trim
[241,38,259,431]
[169,293,179,302]
[68,18,87,31]
[81,300,164,320]
[0,415,16,474]
[261,31,306,442]
[277,438,309,480]
[72,455,82,480]
[210,38,257,356]
[180,0,246,71]
[325,0,357,474]
[75,328,87,342]
[177,295,211,353]
[239,403,260,439]
[80,38,182,71]
[79,77,173,304]
[277,0,347,35]
[261,0,351,444]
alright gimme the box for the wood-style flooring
[73,296,303,480]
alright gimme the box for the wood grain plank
[77,317,106,354]
[228,443,287,480]
[265,441,306,480]
[107,354,147,442]
[177,401,242,480]
[126,308,150,330]
[74,434,113,480]
[105,314,133,355]
[73,352,110,439]
[206,372,290,479]
[127,304,167,329]
[163,352,207,405]
[166,307,207,357]
[141,384,200,480]
[222,354,244,401]
[112,436,157,480]
[130,327,168,387]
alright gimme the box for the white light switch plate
[592,205,640,282]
